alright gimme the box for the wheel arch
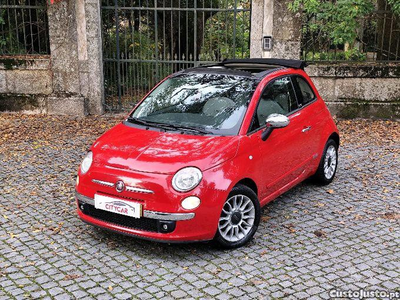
[235,178,258,196]
[328,132,340,147]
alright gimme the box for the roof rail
[219,58,307,70]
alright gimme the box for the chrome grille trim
[92,179,154,194]
[92,179,114,187]
[75,191,94,205]
[143,210,194,221]
[75,191,194,221]
[125,186,154,194]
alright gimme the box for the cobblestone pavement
[0,114,399,300]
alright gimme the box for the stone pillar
[250,0,265,58]
[47,0,85,115]
[250,0,302,60]
[79,0,104,115]
[47,0,104,116]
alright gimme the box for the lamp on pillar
[263,36,273,51]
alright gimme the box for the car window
[251,76,297,131]
[131,73,256,136]
[295,76,316,105]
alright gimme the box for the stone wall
[307,63,400,119]
[0,57,52,113]
[0,0,104,116]
[1,0,399,119]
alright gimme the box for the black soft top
[175,58,307,81]
[220,58,307,70]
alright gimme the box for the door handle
[302,126,312,133]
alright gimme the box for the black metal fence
[101,0,251,111]
[0,0,50,55]
[301,10,400,63]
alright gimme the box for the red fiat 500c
[76,58,339,248]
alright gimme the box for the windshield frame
[128,72,257,136]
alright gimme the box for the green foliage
[289,0,375,46]
[388,0,400,15]
[0,6,49,55]
[201,1,251,60]
[305,48,367,61]
[289,0,400,61]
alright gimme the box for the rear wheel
[214,185,260,248]
[313,139,338,185]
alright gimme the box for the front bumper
[76,192,195,221]
[76,190,223,242]
[76,162,230,242]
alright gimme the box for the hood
[92,123,239,174]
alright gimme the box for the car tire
[313,139,338,185]
[214,184,261,249]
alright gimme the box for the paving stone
[0,115,398,299]
[170,290,187,298]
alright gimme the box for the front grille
[79,202,159,232]
[96,191,145,202]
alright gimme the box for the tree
[290,0,400,61]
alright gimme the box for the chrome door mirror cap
[265,113,290,128]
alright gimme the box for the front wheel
[214,185,261,249]
[313,139,338,185]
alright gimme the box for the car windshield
[130,73,256,135]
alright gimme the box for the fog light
[76,175,79,186]
[181,196,201,210]
[158,220,176,233]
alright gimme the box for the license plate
[94,194,142,218]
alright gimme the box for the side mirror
[261,114,290,141]
[266,113,290,128]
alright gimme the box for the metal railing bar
[101,0,252,111]
[114,0,122,109]
[104,58,222,64]
[193,0,197,64]
[101,6,250,12]
[232,0,237,58]
[0,5,46,9]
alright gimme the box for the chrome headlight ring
[172,167,202,192]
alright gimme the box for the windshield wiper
[158,123,213,135]
[126,117,169,131]
[127,117,212,135]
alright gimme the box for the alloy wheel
[218,194,255,242]
[324,145,337,180]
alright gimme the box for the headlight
[80,151,93,174]
[172,167,202,192]
[181,196,201,210]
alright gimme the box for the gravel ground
[0,114,399,299]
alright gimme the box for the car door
[292,75,323,164]
[248,76,312,200]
